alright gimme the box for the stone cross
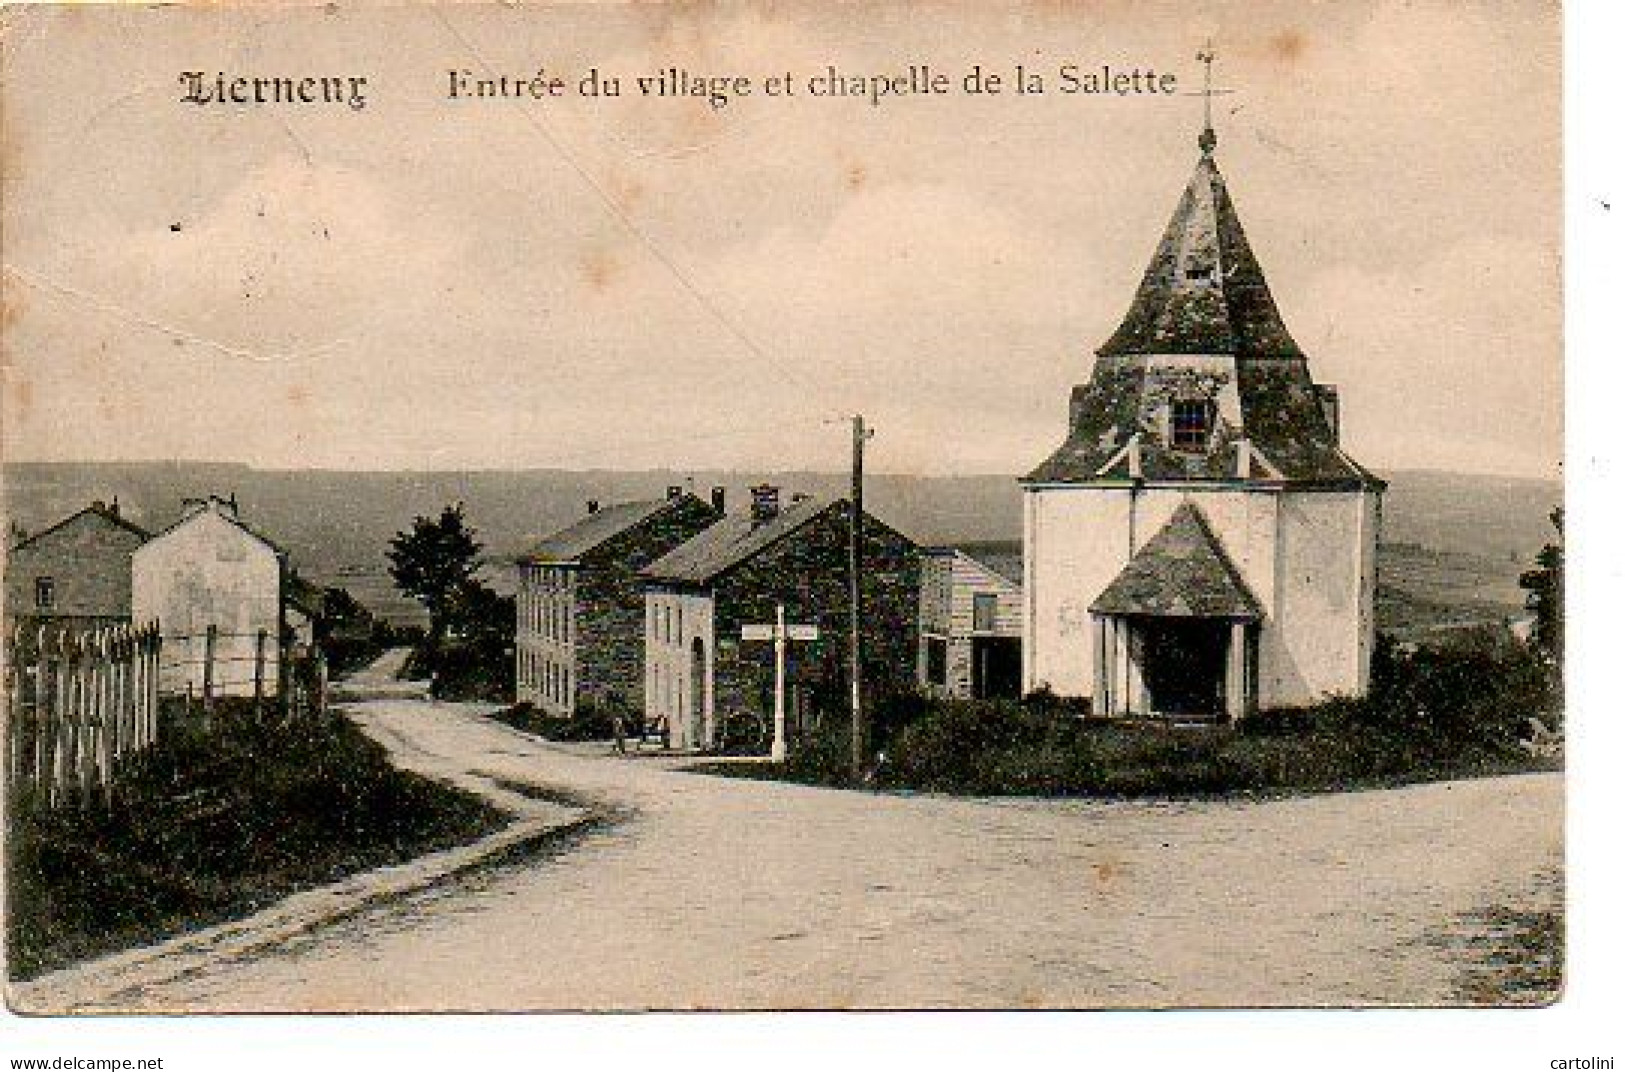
[740,604,819,762]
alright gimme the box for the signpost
[741,604,819,762]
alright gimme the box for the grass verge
[5,704,504,982]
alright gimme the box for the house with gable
[516,486,720,717]
[918,546,1023,700]
[4,500,149,637]
[131,495,323,698]
[642,485,919,751]
[1022,114,1384,720]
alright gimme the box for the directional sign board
[785,625,820,641]
[741,625,776,641]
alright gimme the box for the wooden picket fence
[4,621,162,808]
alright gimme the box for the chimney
[710,486,726,514]
[586,499,600,515]
[109,496,120,518]
[92,499,106,512]
[1314,384,1341,443]
[750,484,781,525]
[667,485,684,501]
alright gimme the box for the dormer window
[1170,399,1214,452]
[1184,263,1214,283]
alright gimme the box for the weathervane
[1191,39,1235,154]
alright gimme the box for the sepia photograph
[0,0,1579,1035]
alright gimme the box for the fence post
[3,625,20,789]
[202,624,217,721]
[131,627,147,752]
[149,627,163,749]
[254,629,268,718]
[34,626,52,796]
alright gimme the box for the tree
[387,504,483,695]
[1518,506,1563,662]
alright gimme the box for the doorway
[971,636,1022,699]
[1138,619,1228,717]
[689,637,707,748]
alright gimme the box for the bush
[707,630,1560,799]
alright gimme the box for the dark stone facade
[572,495,719,712]
[697,503,919,737]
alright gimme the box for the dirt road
[60,699,1563,1011]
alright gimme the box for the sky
[0,0,1561,480]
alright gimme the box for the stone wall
[706,503,919,739]
[572,495,718,713]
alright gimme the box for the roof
[284,573,327,619]
[643,496,831,585]
[143,499,286,557]
[10,503,149,553]
[1099,149,1300,357]
[934,546,1023,588]
[1089,502,1262,619]
[1023,138,1385,491]
[523,498,682,564]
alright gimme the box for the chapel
[1021,109,1384,720]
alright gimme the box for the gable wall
[4,514,145,628]
[1025,483,1377,709]
[132,511,282,697]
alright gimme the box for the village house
[642,485,919,751]
[1022,117,1384,720]
[131,495,323,698]
[516,486,720,717]
[3,500,149,638]
[918,547,1023,701]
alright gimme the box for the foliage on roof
[1024,145,1384,491]
[1099,153,1300,358]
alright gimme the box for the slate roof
[11,503,149,552]
[1089,503,1262,619]
[1099,150,1300,358]
[523,499,677,565]
[962,548,1023,588]
[1023,138,1385,491]
[643,496,830,585]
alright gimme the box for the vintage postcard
[1,0,1563,1016]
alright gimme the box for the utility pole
[849,414,871,782]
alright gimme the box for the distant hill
[3,461,1559,627]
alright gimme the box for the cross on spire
[1192,39,1234,155]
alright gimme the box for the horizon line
[0,456,1565,485]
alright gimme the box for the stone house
[1022,118,1384,720]
[642,486,919,751]
[3,500,149,637]
[918,547,1023,700]
[515,487,720,717]
[131,496,322,698]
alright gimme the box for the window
[972,593,998,632]
[1170,399,1214,452]
[34,577,55,610]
